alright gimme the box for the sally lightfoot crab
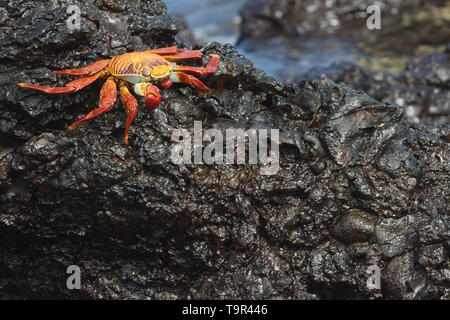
[18,47,220,144]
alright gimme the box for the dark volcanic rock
[171,14,197,45]
[301,47,450,126]
[0,0,449,300]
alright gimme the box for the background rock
[300,48,450,126]
[238,0,450,126]
[240,0,450,54]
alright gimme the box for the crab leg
[141,46,204,61]
[18,70,106,94]
[118,81,138,144]
[67,76,117,130]
[169,72,211,92]
[173,54,220,76]
[53,59,110,76]
[141,46,179,55]
[161,49,204,61]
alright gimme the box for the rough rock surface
[0,0,449,299]
[296,47,450,126]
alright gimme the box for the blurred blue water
[165,0,245,45]
[238,36,364,81]
[165,0,364,81]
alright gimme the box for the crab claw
[145,91,161,112]
[133,83,161,112]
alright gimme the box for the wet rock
[376,216,416,258]
[171,14,197,45]
[382,251,428,299]
[419,244,447,268]
[239,0,450,126]
[0,0,449,300]
[315,48,450,126]
[329,209,377,244]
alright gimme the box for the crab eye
[142,68,150,77]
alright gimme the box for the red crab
[18,47,220,144]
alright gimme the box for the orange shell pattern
[108,52,173,79]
